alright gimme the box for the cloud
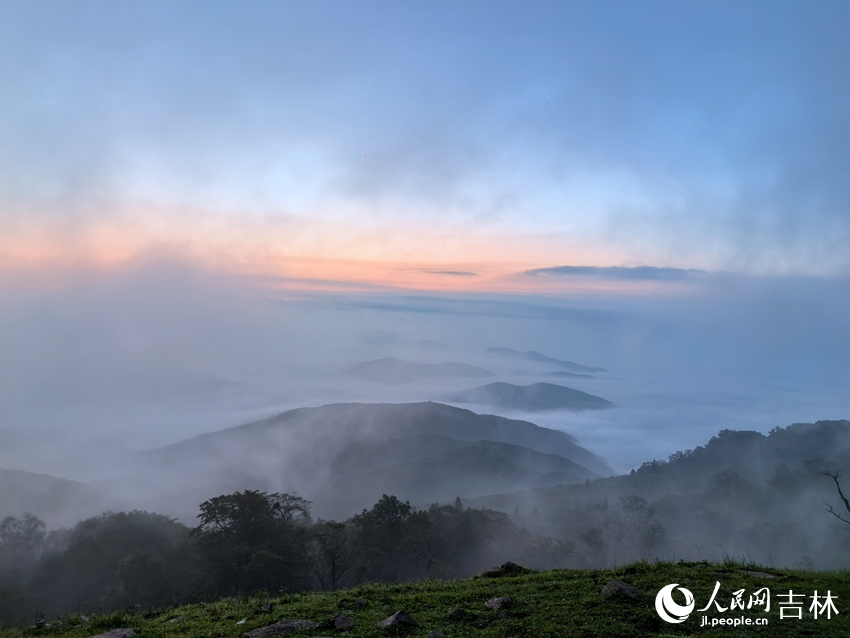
[524,265,707,281]
[422,270,479,277]
[1,2,848,275]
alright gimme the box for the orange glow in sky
[0,212,696,297]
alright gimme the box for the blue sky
[2,1,848,283]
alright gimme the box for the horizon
[2,0,850,582]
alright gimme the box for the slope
[140,402,610,518]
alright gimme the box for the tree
[308,521,362,590]
[580,495,666,566]
[191,490,312,594]
[350,495,413,582]
[29,510,198,615]
[0,512,46,581]
[819,469,850,527]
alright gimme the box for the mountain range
[440,381,614,412]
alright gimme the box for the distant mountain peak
[440,381,613,412]
[485,347,606,373]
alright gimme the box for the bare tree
[308,521,362,590]
[819,469,850,527]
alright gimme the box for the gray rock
[88,630,135,638]
[333,613,357,629]
[485,597,513,610]
[447,607,468,619]
[242,620,318,638]
[601,579,640,599]
[428,631,446,638]
[479,562,527,578]
[354,597,367,610]
[377,610,417,628]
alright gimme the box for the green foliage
[29,510,199,617]
[192,490,312,594]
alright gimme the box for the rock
[35,620,45,629]
[242,620,319,638]
[601,579,640,599]
[377,610,417,628]
[333,613,357,629]
[353,597,367,610]
[88,630,135,638]
[447,607,468,619]
[485,597,513,610]
[166,616,185,624]
[428,631,446,638]
[261,603,274,612]
[479,562,529,578]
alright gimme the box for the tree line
[0,491,577,626]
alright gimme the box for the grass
[3,561,850,637]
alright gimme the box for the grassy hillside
[3,561,848,637]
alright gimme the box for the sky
[1,1,849,510]
[1,0,848,289]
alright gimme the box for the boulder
[485,597,513,610]
[447,607,469,619]
[333,613,357,629]
[479,562,529,578]
[601,579,640,599]
[242,620,318,638]
[377,610,417,628]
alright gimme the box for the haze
[1,0,849,561]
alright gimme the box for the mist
[2,6,850,614]
[2,260,847,525]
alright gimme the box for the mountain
[441,382,613,412]
[545,370,594,379]
[141,402,609,518]
[485,347,606,373]
[0,468,107,525]
[467,420,850,568]
[346,357,494,384]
